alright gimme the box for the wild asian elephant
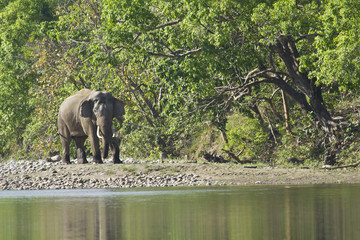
[58,89,125,164]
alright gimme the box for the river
[0,184,359,239]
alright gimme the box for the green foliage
[225,113,270,161]
[1,0,360,167]
[276,134,322,166]
[337,130,360,165]
[314,0,360,90]
[120,125,160,159]
[0,0,58,156]
[182,123,223,160]
[252,0,321,44]
[274,115,326,166]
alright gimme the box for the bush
[183,123,224,160]
[224,113,272,161]
[274,118,325,166]
[120,125,161,159]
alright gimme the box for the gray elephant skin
[58,89,125,164]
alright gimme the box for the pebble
[0,159,221,191]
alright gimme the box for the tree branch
[199,21,215,34]
[132,19,182,43]
[150,33,175,55]
[295,33,324,42]
[147,48,202,58]
[155,19,182,29]
[215,78,270,93]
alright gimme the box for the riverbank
[1,159,360,190]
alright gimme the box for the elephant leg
[102,137,109,159]
[74,136,88,164]
[60,137,71,164]
[110,138,122,164]
[89,132,103,164]
[59,122,71,164]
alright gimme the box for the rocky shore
[1,159,360,191]
[1,159,214,191]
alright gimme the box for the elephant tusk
[112,127,116,138]
[97,126,103,139]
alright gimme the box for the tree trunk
[273,35,333,132]
[269,77,311,115]
[281,90,291,134]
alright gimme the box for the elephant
[58,89,125,164]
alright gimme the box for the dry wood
[322,161,360,170]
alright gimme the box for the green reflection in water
[0,185,360,240]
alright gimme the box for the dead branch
[264,113,278,144]
[322,161,360,170]
[245,68,261,81]
[282,89,292,134]
[271,88,281,99]
[200,151,227,163]
[158,87,163,113]
[233,90,250,101]
[222,147,245,163]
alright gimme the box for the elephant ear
[80,100,92,118]
[113,98,125,119]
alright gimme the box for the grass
[105,169,115,175]
[122,166,137,174]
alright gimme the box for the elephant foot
[94,158,103,164]
[62,154,71,164]
[113,158,122,164]
[93,154,103,164]
[78,158,88,164]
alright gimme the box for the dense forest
[1,0,360,166]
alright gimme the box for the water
[0,184,360,240]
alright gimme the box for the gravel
[2,159,360,190]
[0,159,214,191]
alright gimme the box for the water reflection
[0,185,360,240]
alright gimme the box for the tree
[0,0,56,155]
[4,0,359,162]
[313,0,360,90]
[32,0,201,157]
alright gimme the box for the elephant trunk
[102,139,109,159]
[98,125,114,159]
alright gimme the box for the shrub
[224,113,271,161]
